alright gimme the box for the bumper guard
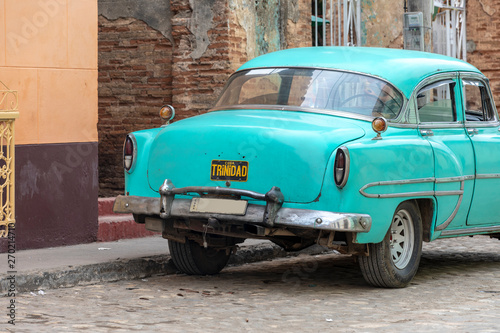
[113,179,371,233]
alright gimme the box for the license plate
[210,160,248,182]
[189,198,248,215]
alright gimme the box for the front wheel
[359,201,423,288]
[168,239,232,275]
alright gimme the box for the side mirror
[159,105,175,125]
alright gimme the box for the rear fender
[124,128,163,197]
[321,127,435,244]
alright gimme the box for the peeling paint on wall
[98,0,173,45]
[229,0,258,58]
[255,0,281,55]
[361,0,403,48]
[229,0,287,59]
[189,0,216,59]
[287,0,300,23]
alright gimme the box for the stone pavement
[0,236,328,293]
[4,235,500,332]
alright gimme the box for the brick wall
[98,16,173,196]
[171,0,233,120]
[467,0,500,109]
[97,0,315,196]
[285,0,312,49]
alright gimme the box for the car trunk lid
[147,110,365,203]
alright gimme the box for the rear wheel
[168,239,231,275]
[359,201,423,288]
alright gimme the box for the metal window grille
[312,0,361,46]
[432,0,467,60]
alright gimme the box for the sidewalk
[0,236,328,293]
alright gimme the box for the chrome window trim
[460,72,500,125]
[210,105,376,122]
[411,72,463,126]
[388,123,419,129]
[465,121,500,128]
[418,123,464,129]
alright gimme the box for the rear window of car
[215,68,404,119]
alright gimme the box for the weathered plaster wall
[97,0,314,196]
[99,0,173,44]
[284,0,311,49]
[171,0,232,117]
[228,0,311,71]
[188,0,216,59]
[361,0,403,48]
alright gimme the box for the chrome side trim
[359,176,468,199]
[435,179,464,231]
[435,175,475,182]
[359,175,475,232]
[359,174,498,232]
[476,173,500,179]
[359,175,475,199]
[440,225,500,237]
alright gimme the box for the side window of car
[417,80,457,123]
[462,79,495,122]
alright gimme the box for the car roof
[237,47,482,98]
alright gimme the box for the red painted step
[97,197,159,242]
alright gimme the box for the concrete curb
[1,243,331,293]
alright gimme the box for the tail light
[123,134,136,173]
[334,146,350,188]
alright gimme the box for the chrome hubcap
[389,209,414,269]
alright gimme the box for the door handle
[467,128,478,136]
[420,129,434,137]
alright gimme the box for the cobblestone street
[8,236,500,332]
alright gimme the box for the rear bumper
[113,180,371,233]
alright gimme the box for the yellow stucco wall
[0,0,98,145]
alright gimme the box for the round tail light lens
[123,135,135,172]
[334,147,350,188]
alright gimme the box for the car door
[415,73,475,232]
[460,74,500,226]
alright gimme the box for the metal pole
[462,0,467,61]
[330,0,333,45]
[446,10,451,56]
[343,0,348,45]
[315,0,319,46]
[337,0,341,45]
[322,0,327,46]
[356,0,361,46]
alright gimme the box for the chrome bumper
[114,180,371,233]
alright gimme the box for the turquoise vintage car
[114,47,500,288]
